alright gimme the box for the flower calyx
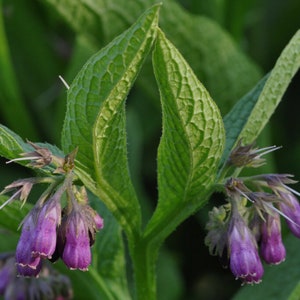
[228,139,281,168]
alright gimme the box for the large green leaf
[221,30,300,168]
[61,5,160,240]
[145,29,225,243]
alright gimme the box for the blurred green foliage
[0,0,299,299]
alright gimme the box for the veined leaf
[221,29,300,167]
[0,124,28,160]
[145,29,225,243]
[61,5,160,240]
[159,0,262,114]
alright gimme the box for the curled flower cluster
[205,141,300,285]
[0,142,104,277]
[0,252,73,300]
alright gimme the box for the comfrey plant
[205,142,300,284]
[0,4,300,300]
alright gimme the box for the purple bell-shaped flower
[62,214,91,271]
[31,196,61,259]
[260,213,286,264]
[228,212,264,284]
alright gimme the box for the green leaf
[96,0,262,112]
[0,124,64,161]
[57,268,109,300]
[43,0,155,46]
[233,233,300,300]
[43,0,262,114]
[221,29,300,166]
[92,198,131,300]
[0,196,31,232]
[0,124,28,160]
[61,5,160,240]
[159,0,262,115]
[219,74,269,168]
[43,0,105,47]
[145,29,225,243]
[0,124,64,177]
[239,30,300,143]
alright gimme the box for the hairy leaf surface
[61,5,160,239]
[146,29,225,242]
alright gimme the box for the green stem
[131,239,159,300]
[130,189,217,299]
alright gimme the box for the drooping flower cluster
[205,141,300,285]
[0,142,104,277]
[0,252,73,299]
